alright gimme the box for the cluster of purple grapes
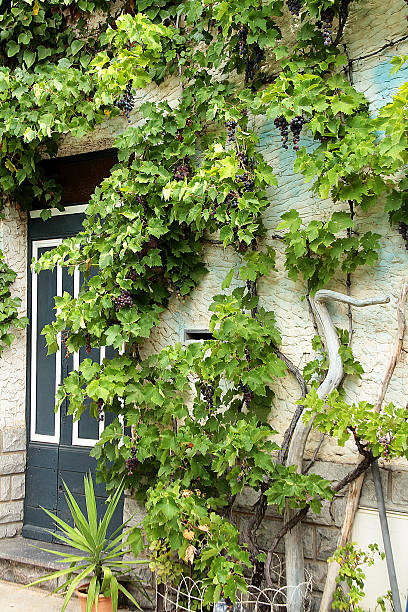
[225,120,237,143]
[238,150,249,166]
[237,172,255,192]
[115,80,135,123]
[398,222,408,250]
[126,446,138,475]
[242,383,254,408]
[114,290,134,311]
[237,25,248,57]
[274,115,306,150]
[245,44,264,82]
[274,116,289,149]
[200,382,215,409]
[97,398,104,422]
[225,190,240,215]
[239,382,254,407]
[378,431,394,461]
[290,115,306,150]
[210,199,219,218]
[287,0,302,17]
[84,331,92,355]
[174,158,191,181]
[238,240,249,253]
[320,8,334,46]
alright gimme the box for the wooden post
[319,473,365,612]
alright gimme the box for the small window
[184,329,213,342]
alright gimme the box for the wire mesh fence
[156,556,313,612]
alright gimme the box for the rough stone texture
[359,467,390,509]
[2,427,26,453]
[0,453,26,477]
[0,202,27,433]
[0,202,27,535]
[0,501,24,525]
[0,477,11,502]
[10,475,25,501]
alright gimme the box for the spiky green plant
[25,474,148,612]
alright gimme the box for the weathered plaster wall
[0,201,27,536]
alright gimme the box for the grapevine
[2,0,408,606]
[115,80,135,123]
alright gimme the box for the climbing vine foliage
[2,0,408,602]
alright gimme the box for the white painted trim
[29,204,87,219]
[30,239,62,444]
[71,267,104,448]
[358,506,408,520]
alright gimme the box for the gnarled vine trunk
[284,290,389,612]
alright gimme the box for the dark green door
[23,212,123,543]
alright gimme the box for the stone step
[0,535,77,591]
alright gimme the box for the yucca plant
[26,474,148,612]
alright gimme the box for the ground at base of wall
[0,579,136,611]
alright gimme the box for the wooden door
[23,211,123,543]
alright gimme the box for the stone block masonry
[124,459,408,602]
[229,460,408,601]
[0,427,26,537]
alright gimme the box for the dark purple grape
[237,25,248,57]
[114,290,134,311]
[274,116,289,150]
[320,8,334,46]
[126,446,138,475]
[398,222,408,250]
[210,199,219,218]
[225,120,237,143]
[287,0,302,17]
[290,115,306,150]
[115,80,135,123]
[97,398,104,422]
[200,382,215,409]
[238,150,249,166]
[225,190,239,215]
[239,382,254,408]
[174,158,191,181]
[237,172,255,192]
[378,431,394,461]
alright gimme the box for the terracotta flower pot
[76,583,113,612]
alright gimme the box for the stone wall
[232,461,408,606]
[0,202,27,537]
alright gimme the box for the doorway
[23,210,123,542]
